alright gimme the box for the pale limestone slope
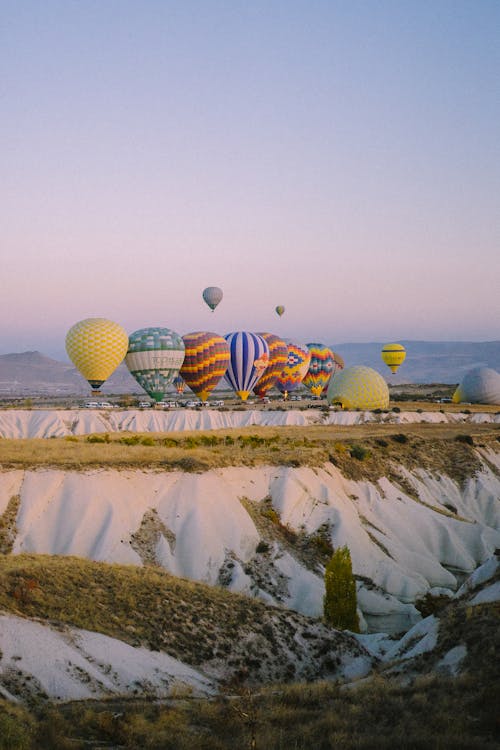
[1,455,499,633]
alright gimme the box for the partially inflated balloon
[202,286,223,311]
[275,305,285,317]
[224,332,269,401]
[303,343,336,397]
[381,343,406,374]
[253,333,288,397]
[66,318,128,391]
[180,332,230,401]
[125,328,185,402]
[275,341,311,396]
[328,366,389,410]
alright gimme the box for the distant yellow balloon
[66,318,129,391]
[381,343,406,374]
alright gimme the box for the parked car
[84,401,100,409]
[212,400,225,407]
[139,401,152,408]
[98,401,113,408]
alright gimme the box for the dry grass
[2,669,499,749]
[0,424,498,481]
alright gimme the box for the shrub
[86,433,110,444]
[455,434,474,446]
[256,540,270,554]
[391,433,408,444]
[140,436,155,446]
[392,406,401,413]
[349,444,370,461]
[323,546,359,631]
[375,438,388,447]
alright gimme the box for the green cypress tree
[323,545,360,631]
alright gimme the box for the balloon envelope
[275,340,311,395]
[328,366,389,410]
[180,331,230,401]
[173,375,186,394]
[253,333,288,397]
[66,318,128,391]
[381,343,406,374]
[275,305,285,317]
[202,286,223,311]
[303,343,336,397]
[224,332,269,401]
[452,367,500,405]
[125,328,185,401]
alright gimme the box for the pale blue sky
[2,1,499,359]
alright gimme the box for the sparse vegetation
[0,424,497,484]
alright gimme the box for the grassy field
[0,422,498,479]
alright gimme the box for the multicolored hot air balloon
[253,333,288,398]
[332,351,345,373]
[202,286,223,311]
[180,331,230,402]
[224,331,269,401]
[381,343,406,374]
[275,340,311,397]
[173,375,186,394]
[66,318,128,392]
[125,328,185,402]
[275,305,285,317]
[303,343,336,397]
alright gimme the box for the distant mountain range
[330,340,500,385]
[0,341,499,395]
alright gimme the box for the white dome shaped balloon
[452,367,500,405]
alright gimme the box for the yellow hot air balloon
[66,318,129,392]
[381,343,406,374]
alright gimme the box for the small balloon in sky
[381,343,406,374]
[275,305,285,317]
[202,286,223,311]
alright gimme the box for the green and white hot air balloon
[125,327,185,402]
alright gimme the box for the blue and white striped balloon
[224,332,270,401]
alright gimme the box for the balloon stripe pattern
[125,328,185,401]
[253,333,288,397]
[66,318,129,391]
[275,340,311,394]
[303,343,336,397]
[381,343,406,374]
[224,332,269,401]
[180,332,230,401]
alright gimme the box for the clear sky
[2,1,499,359]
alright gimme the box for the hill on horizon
[0,341,498,395]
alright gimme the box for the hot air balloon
[66,318,128,392]
[180,331,230,402]
[381,343,406,374]
[125,328,185,402]
[275,340,311,398]
[202,286,223,311]
[253,333,288,398]
[303,343,336,397]
[327,366,389,410]
[452,367,500,405]
[275,305,285,317]
[173,375,186,394]
[224,332,269,401]
[321,351,345,396]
